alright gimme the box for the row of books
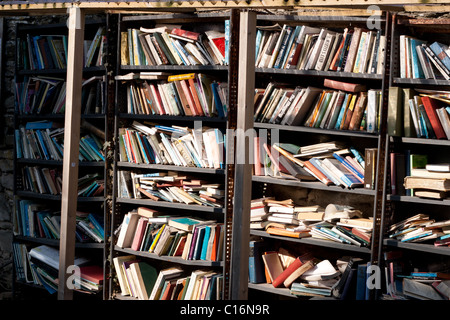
[116,207,223,261]
[15,75,106,115]
[14,199,105,243]
[121,24,227,66]
[249,242,371,299]
[387,213,450,246]
[113,255,223,300]
[255,24,386,74]
[20,166,104,198]
[250,198,372,247]
[254,79,382,133]
[17,26,106,70]
[399,35,450,80]
[16,121,105,162]
[119,122,224,169]
[118,72,228,118]
[118,170,224,208]
[13,244,103,294]
[383,250,450,300]
[254,140,377,190]
[389,87,450,139]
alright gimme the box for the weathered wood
[58,6,84,301]
[2,1,450,15]
[229,9,256,300]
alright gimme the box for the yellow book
[149,224,166,253]
[168,73,196,82]
[305,91,326,127]
[340,94,357,130]
[120,31,129,65]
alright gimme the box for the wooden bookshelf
[108,11,231,301]
[11,15,113,300]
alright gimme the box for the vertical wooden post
[58,6,85,300]
[229,10,256,300]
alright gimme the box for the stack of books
[116,208,224,262]
[14,199,104,243]
[254,140,374,189]
[13,244,102,294]
[404,163,450,200]
[398,36,450,80]
[387,213,450,245]
[16,121,105,162]
[117,72,228,118]
[16,26,106,71]
[255,24,386,74]
[118,171,224,208]
[250,198,372,247]
[113,255,224,300]
[254,79,382,133]
[118,122,225,169]
[122,25,227,66]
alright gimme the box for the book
[261,251,284,283]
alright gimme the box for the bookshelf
[11,15,113,299]
[246,12,391,300]
[108,12,232,300]
[379,14,450,300]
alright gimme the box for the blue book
[200,225,211,260]
[211,82,225,118]
[333,152,364,181]
[88,213,104,238]
[35,130,50,160]
[334,94,351,130]
[193,226,206,260]
[15,129,23,158]
[355,264,368,300]
[255,29,263,61]
[249,240,267,284]
[309,157,341,186]
[410,38,426,79]
[25,120,53,130]
[430,41,450,73]
[446,106,450,115]
[350,147,365,168]
[224,20,230,65]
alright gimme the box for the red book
[421,96,447,140]
[80,265,104,284]
[131,217,148,251]
[171,28,200,41]
[272,253,314,288]
[254,137,262,176]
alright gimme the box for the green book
[409,154,428,196]
[388,86,403,137]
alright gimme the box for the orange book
[266,227,310,239]
[306,91,326,127]
[210,224,222,261]
[188,77,205,116]
[180,79,198,116]
[348,92,368,131]
[303,160,333,185]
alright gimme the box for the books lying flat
[404,176,450,191]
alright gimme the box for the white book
[314,32,336,71]
[366,89,378,133]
